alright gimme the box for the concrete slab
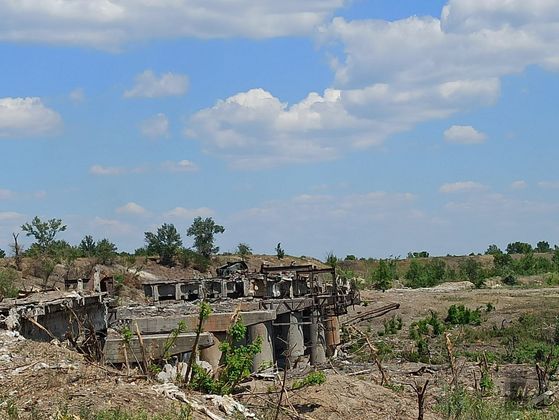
[123,310,276,334]
[103,332,214,364]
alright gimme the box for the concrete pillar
[175,283,182,300]
[200,332,226,373]
[93,266,101,292]
[151,285,160,302]
[249,321,274,372]
[287,312,305,367]
[310,310,327,365]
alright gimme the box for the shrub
[445,305,481,326]
[326,252,338,268]
[0,268,19,298]
[459,258,485,288]
[404,259,447,288]
[369,259,393,291]
[236,243,252,260]
[409,312,445,340]
[0,249,5,258]
[190,317,262,395]
[275,243,285,259]
[292,371,326,390]
[382,315,403,335]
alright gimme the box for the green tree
[345,255,356,261]
[493,252,513,273]
[0,249,5,259]
[369,259,393,291]
[145,223,183,266]
[95,239,118,265]
[326,251,338,268]
[535,241,552,253]
[79,235,97,257]
[506,241,533,254]
[186,217,225,259]
[485,244,501,255]
[21,216,67,254]
[408,251,429,258]
[275,242,285,260]
[236,243,252,260]
[404,259,447,288]
[459,258,484,288]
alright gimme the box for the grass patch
[436,388,559,420]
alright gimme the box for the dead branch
[348,325,387,385]
[536,350,554,395]
[134,322,150,375]
[24,316,57,341]
[410,379,430,420]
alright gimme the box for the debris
[205,394,257,418]
[344,303,400,326]
[152,383,226,420]
[532,390,554,407]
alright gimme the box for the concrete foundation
[309,310,327,365]
[287,312,305,367]
[249,321,274,371]
[200,332,226,373]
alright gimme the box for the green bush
[382,315,403,335]
[368,259,395,291]
[445,305,481,326]
[190,317,262,395]
[0,268,19,298]
[404,259,447,288]
[434,387,559,419]
[459,258,485,288]
[292,371,326,390]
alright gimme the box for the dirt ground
[0,331,209,419]
[2,254,559,419]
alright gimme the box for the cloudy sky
[1,0,559,258]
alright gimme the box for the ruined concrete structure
[131,262,359,369]
[1,262,359,372]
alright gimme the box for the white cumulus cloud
[0,97,62,138]
[186,2,559,167]
[538,181,559,189]
[511,180,528,190]
[90,165,125,176]
[0,211,23,221]
[140,113,169,138]
[69,88,85,103]
[0,189,14,200]
[161,160,199,172]
[116,202,148,215]
[89,164,145,176]
[440,181,488,193]
[444,125,487,144]
[125,70,188,98]
[0,1,344,49]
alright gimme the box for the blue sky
[1,0,559,259]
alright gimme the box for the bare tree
[11,233,22,271]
